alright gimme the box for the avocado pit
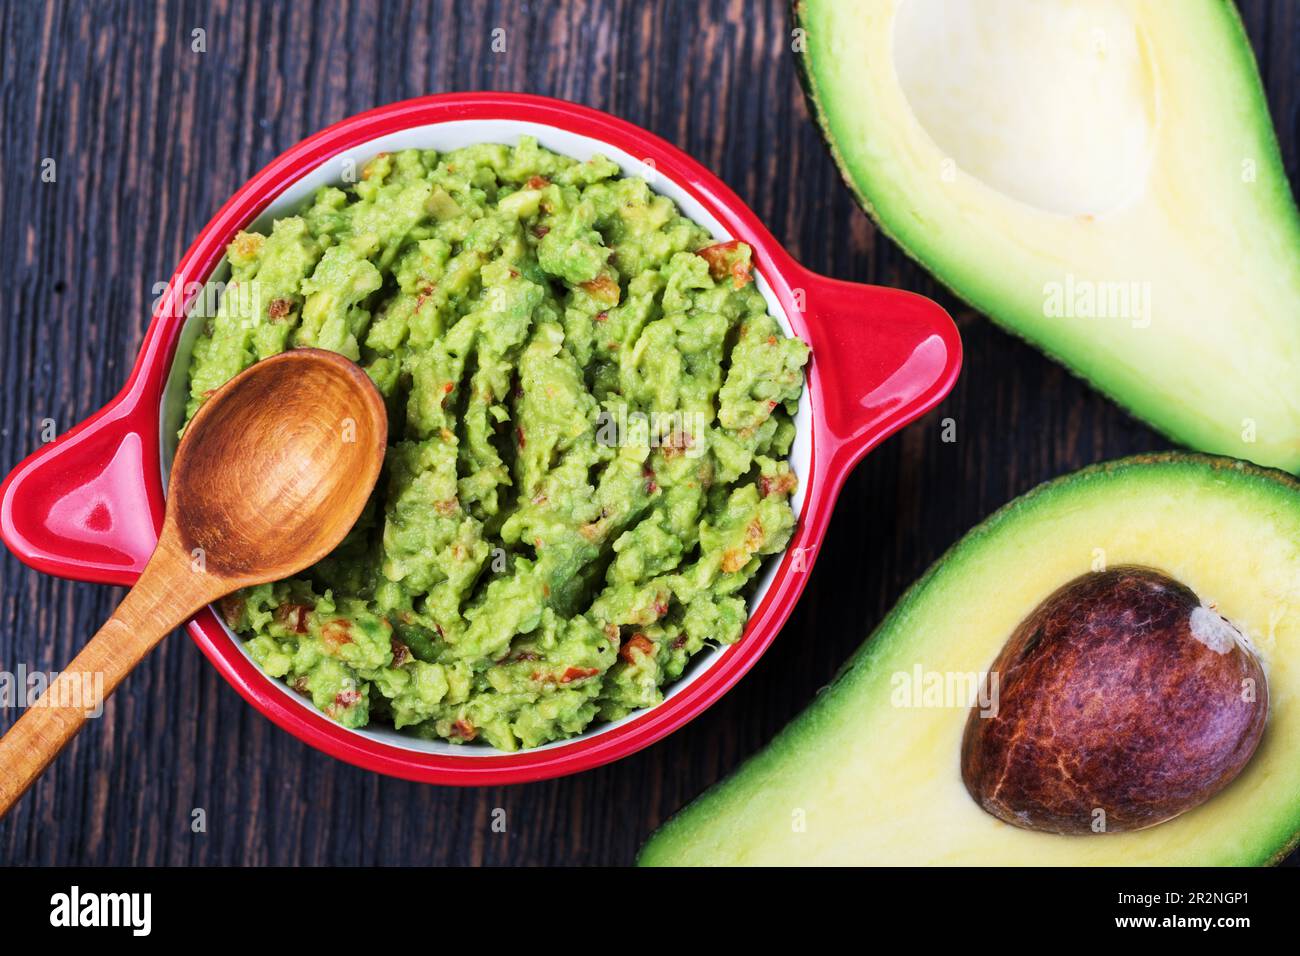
[961,566,1267,834]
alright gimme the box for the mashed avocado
[185,138,809,750]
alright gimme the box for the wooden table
[1,0,1296,866]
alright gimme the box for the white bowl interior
[159,119,812,755]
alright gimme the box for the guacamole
[184,138,809,750]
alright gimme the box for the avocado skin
[789,0,1300,473]
[638,453,1300,866]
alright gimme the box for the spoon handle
[0,539,211,816]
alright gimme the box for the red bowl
[0,93,960,784]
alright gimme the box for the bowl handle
[795,266,962,488]
[0,388,162,586]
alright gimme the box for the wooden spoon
[0,348,387,815]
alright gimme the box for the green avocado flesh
[183,139,808,750]
[639,454,1300,865]
[795,0,1300,472]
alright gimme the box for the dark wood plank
[0,0,1295,866]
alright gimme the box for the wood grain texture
[1,0,1296,866]
[0,529,206,817]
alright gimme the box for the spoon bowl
[170,349,387,583]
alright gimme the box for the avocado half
[793,0,1300,473]
[639,454,1300,865]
